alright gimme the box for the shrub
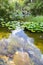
[22,16,43,32]
[30,1,43,15]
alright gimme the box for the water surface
[25,30,43,53]
[0,27,10,39]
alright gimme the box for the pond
[25,30,43,53]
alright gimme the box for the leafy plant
[22,16,43,32]
[23,22,43,32]
[30,1,43,15]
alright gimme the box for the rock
[0,55,8,62]
[0,29,43,65]
[0,59,5,65]
[13,51,33,65]
[0,55,9,65]
[7,61,15,65]
[0,55,16,65]
[40,55,43,64]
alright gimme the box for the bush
[30,1,43,15]
[23,22,43,32]
[0,0,24,29]
[22,16,43,32]
[0,0,15,22]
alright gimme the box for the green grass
[24,15,43,22]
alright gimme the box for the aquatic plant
[22,22,43,32]
[22,16,43,32]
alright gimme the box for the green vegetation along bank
[0,0,43,32]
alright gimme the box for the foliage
[22,16,43,32]
[0,0,15,21]
[0,0,24,29]
[1,21,20,30]
[22,22,43,32]
[23,15,43,22]
[30,1,43,15]
[29,16,43,22]
[0,0,43,32]
[23,0,43,15]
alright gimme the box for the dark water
[25,30,43,53]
